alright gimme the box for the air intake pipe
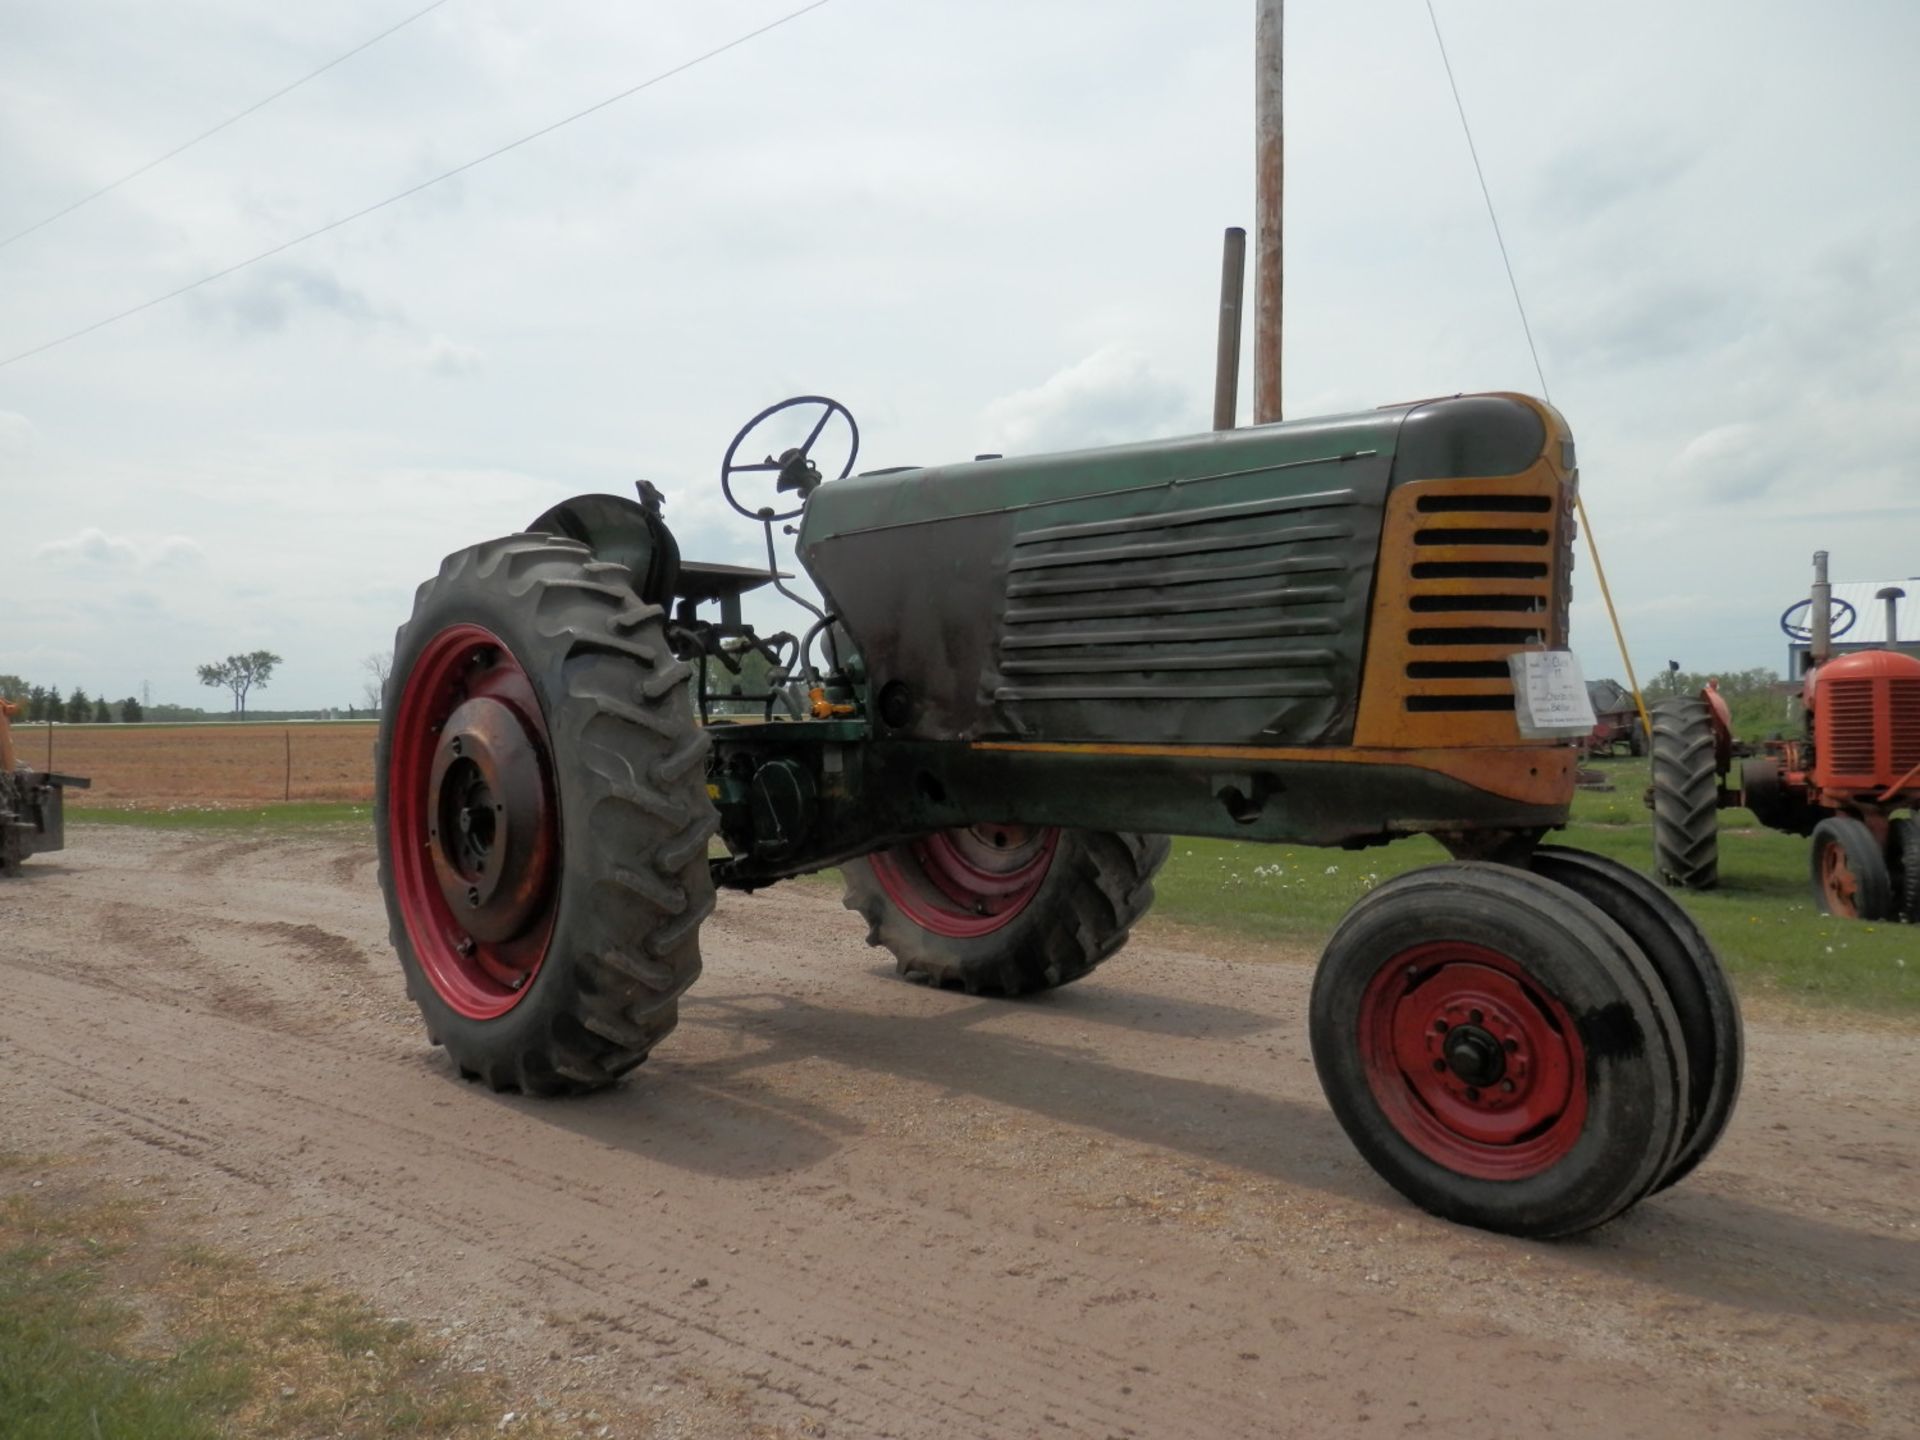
[1877,586,1906,649]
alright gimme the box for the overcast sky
[3,0,1916,710]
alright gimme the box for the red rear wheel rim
[867,826,1060,938]
[1819,841,1859,918]
[388,624,559,1019]
[1357,941,1587,1180]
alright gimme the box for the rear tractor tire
[375,535,719,1095]
[1649,697,1722,890]
[1309,864,1689,1238]
[1809,815,1893,921]
[841,827,1170,995]
[1891,817,1920,924]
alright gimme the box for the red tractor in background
[1650,552,1920,920]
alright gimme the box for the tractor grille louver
[991,488,1360,711]
[1393,493,1559,717]
[1350,468,1574,749]
[1894,679,1920,773]
[1818,675,1920,784]
[1823,679,1879,777]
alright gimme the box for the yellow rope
[1573,493,1652,737]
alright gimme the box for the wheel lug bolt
[456,937,475,956]
[1500,1079,1515,1093]
[466,886,480,908]
[1468,1009,1483,1025]
[1433,1020,1448,1034]
[450,737,464,756]
[1504,1038,1519,1053]
[1432,1059,1446,1072]
[1465,1087,1480,1102]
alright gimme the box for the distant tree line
[1639,665,1799,741]
[0,675,145,723]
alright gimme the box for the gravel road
[2,827,1915,1438]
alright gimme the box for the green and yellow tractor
[376,391,1740,1238]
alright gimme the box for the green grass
[0,1197,244,1440]
[0,1161,584,1440]
[73,802,371,832]
[1142,757,1918,1017]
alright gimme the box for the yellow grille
[1353,467,1575,748]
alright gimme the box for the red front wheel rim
[388,624,560,1019]
[1357,941,1588,1180]
[867,826,1060,939]
[1819,842,1859,918]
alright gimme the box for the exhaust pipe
[1213,226,1247,431]
[1877,586,1906,648]
[1810,550,1832,668]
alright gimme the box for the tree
[27,685,50,722]
[65,688,91,724]
[197,650,283,716]
[40,688,61,722]
[0,673,27,704]
[92,696,113,723]
[121,695,144,723]
[362,651,392,712]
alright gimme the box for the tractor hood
[795,395,1549,748]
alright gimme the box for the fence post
[284,729,292,802]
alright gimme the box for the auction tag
[1508,649,1598,739]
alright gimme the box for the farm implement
[375,390,1742,1239]
[1651,552,1920,920]
[0,698,89,872]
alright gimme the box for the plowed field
[25,722,375,805]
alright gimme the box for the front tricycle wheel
[1310,864,1688,1238]
[376,535,718,1093]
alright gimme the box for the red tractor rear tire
[1809,816,1893,921]
[1888,817,1920,924]
[376,536,719,1094]
[1649,698,1721,890]
[842,828,1169,995]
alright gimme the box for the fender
[527,488,681,607]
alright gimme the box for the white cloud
[33,529,206,572]
[0,410,36,458]
[409,332,484,377]
[980,345,1199,456]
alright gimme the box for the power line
[1,0,458,253]
[1421,0,1549,400]
[0,0,836,372]
[1422,1,1655,739]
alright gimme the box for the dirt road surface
[3,828,1916,1438]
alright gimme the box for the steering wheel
[1779,595,1856,642]
[720,395,859,522]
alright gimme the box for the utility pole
[1253,0,1284,423]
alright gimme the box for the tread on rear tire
[1650,697,1721,890]
[376,535,719,1095]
